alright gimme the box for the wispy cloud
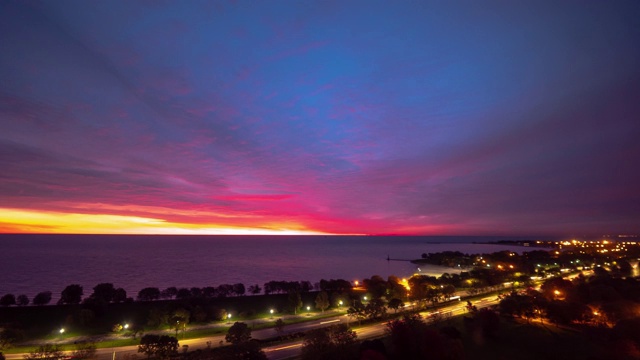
[1,0,639,235]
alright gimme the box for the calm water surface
[0,235,542,299]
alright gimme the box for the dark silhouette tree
[138,335,178,359]
[113,288,127,303]
[59,284,83,305]
[160,287,177,299]
[301,324,357,360]
[287,290,302,314]
[233,283,246,296]
[16,294,29,306]
[0,294,16,307]
[176,288,191,299]
[169,308,190,338]
[0,327,24,350]
[225,322,252,345]
[315,291,330,313]
[364,298,387,320]
[347,301,367,325]
[32,291,52,306]
[224,322,266,359]
[137,287,160,301]
[248,284,261,295]
[388,298,404,313]
[90,283,115,303]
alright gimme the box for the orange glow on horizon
[0,208,333,235]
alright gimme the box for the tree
[169,308,190,338]
[33,291,52,306]
[540,277,573,300]
[0,327,24,350]
[202,286,217,298]
[138,334,178,359]
[364,298,387,320]
[387,313,450,360]
[113,288,127,303]
[274,319,285,335]
[176,288,191,299]
[90,283,115,303]
[190,287,203,298]
[16,294,29,306]
[225,322,252,345]
[442,284,456,300]
[24,344,63,360]
[71,342,97,359]
[147,308,169,328]
[301,324,357,360]
[224,322,267,359]
[347,301,367,325]
[248,284,262,295]
[233,283,246,296]
[160,287,178,299]
[129,322,145,339]
[315,291,330,313]
[287,290,302,314]
[388,298,404,313]
[618,260,633,276]
[216,284,234,298]
[60,284,83,305]
[137,287,160,301]
[0,294,15,307]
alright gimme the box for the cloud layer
[1,0,639,235]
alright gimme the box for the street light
[363,296,368,301]
[227,313,232,324]
[270,309,274,319]
[339,300,343,308]
[124,323,129,329]
[59,328,65,334]
[306,306,311,316]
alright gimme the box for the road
[4,295,501,360]
[263,293,500,360]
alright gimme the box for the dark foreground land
[2,241,640,360]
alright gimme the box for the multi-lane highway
[263,293,501,360]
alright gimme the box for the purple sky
[1,0,639,236]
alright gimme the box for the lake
[0,234,547,300]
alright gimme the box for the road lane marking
[320,319,341,324]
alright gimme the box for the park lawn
[3,310,344,354]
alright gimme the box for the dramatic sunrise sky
[1,1,639,236]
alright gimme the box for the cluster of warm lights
[541,239,640,258]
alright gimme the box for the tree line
[0,279,323,307]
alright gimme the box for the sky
[1,0,639,236]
